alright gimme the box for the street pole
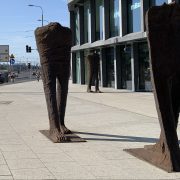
[28,4,44,27]
[42,13,43,27]
[30,68,31,80]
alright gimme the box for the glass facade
[69,0,162,91]
[152,0,168,5]
[84,50,89,84]
[84,1,91,43]
[120,45,132,90]
[75,10,80,45]
[105,47,115,88]
[96,0,104,40]
[75,52,81,84]
[110,0,120,37]
[138,43,151,91]
[127,0,141,33]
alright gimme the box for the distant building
[68,0,178,91]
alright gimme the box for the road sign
[0,54,9,62]
[0,45,9,54]
[10,58,15,65]
[0,45,9,62]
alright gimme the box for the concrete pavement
[0,80,180,179]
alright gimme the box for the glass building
[68,0,175,92]
[84,1,91,43]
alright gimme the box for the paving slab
[0,81,179,179]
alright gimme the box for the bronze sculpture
[35,22,72,143]
[87,50,101,93]
[125,3,180,172]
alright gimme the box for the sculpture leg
[87,71,93,92]
[125,3,180,171]
[150,74,180,171]
[158,75,180,165]
[95,71,101,93]
[57,73,71,134]
[41,64,67,142]
[171,75,180,129]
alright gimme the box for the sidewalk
[0,80,179,179]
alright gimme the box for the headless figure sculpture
[87,51,101,93]
[146,3,180,171]
[35,22,72,143]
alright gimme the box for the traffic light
[26,45,32,53]
[28,46,31,52]
[28,63,31,69]
[26,45,28,52]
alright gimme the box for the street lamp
[28,4,44,27]
[24,30,34,32]
[37,19,49,24]
[24,36,33,38]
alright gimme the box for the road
[0,70,37,85]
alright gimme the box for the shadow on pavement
[69,91,133,94]
[74,131,158,143]
[0,92,44,95]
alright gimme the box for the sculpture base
[40,130,86,143]
[124,145,175,172]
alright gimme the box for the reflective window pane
[153,0,168,6]
[119,45,132,90]
[96,0,104,40]
[84,1,91,43]
[110,0,120,37]
[105,47,115,88]
[75,52,81,84]
[138,43,151,91]
[75,10,80,45]
[127,0,141,33]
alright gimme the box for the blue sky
[0,0,69,64]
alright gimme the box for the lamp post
[28,4,44,27]
[24,30,34,32]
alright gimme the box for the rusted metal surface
[125,3,180,172]
[35,22,73,143]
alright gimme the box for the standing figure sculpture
[87,50,101,93]
[146,3,180,171]
[125,3,180,172]
[35,22,72,143]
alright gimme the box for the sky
[0,0,69,65]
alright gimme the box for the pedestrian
[10,73,15,83]
[36,71,41,82]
